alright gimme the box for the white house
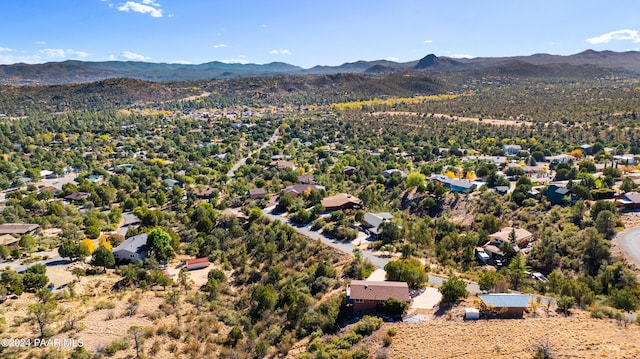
[363,212,394,235]
[112,233,148,263]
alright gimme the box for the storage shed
[186,257,210,271]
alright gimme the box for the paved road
[263,207,480,292]
[226,129,279,184]
[615,226,640,266]
[117,212,141,237]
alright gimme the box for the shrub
[439,276,469,304]
[377,297,409,316]
[353,315,383,336]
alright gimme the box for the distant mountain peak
[414,54,461,69]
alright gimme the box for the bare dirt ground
[384,310,640,359]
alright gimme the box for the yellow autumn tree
[98,236,112,251]
[570,149,584,159]
[80,238,95,254]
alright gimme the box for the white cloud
[0,47,15,52]
[423,40,433,44]
[269,49,291,55]
[35,41,47,45]
[220,55,249,64]
[39,48,89,59]
[40,49,65,58]
[449,53,473,59]
[587,29,640,44]
[213,44,227,49]
[116,51,150,61]
[384,57,400,62]
[117,1,163,18]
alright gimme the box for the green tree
[227,327,243,347]
[406,171,426,188]
[590,200,616,221]
[128,326,144,358]
[384,259,428,289]
[19,235,36,251]
[478,270,504,292]
[505,253,529,290]
[29,291,58,338]
[378,221,401,245]
[250,284,276,320]
[92,245,115,270]
[556,295,575,316]
[377,297,409,316]
[0,245,10,259]
[582,228,610,277]
[439,276,469,304]
[620,177,637,193]
[595,210,616,239]
[146,228,173,261]
[58,239,79,261]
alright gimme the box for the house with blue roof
[478,293,530,318]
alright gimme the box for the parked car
[531,272,549,282]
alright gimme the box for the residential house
[615,192,640,210]
[546,184,579,205]
[343,166,356,177]
[65,192,91,202]
[545,154,575,163]
[0,234,20,248]
[249,188,267,200]
[382,169,404,179]
[478,293,530,318]
[0,223,39,236]
[489,227,533,246]
[297,175,316,184]
[362,212,394,235]
[502,144,522,156]
[186,257,210,271]
[494,186,509,195]
[164,179,182,188]
[283,184,325,199]
[221,208,249,224]
[321,193,363,211]
[116,164,134,172]
[580,144,593,156]
[39,186,61,197]
[112,233,148,263]
[191,186,215,199]
[613,154,639,165]
[39,170,56,179]
[87,174,105,183]
[429,175,477,193]
[347,280,411,312]
[270,160,296,170]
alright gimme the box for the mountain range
[1,49,639,85]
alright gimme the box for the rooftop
[349,280,410,302]
[113,233,148,254]
[0,223,39,235]
[478,293,530,308]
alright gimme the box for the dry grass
[384,310,640,359]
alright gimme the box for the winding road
[615,225,640,266]
[263,207,480,292]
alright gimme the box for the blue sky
[1,0,639,68]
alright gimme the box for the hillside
[1,50,638,85]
